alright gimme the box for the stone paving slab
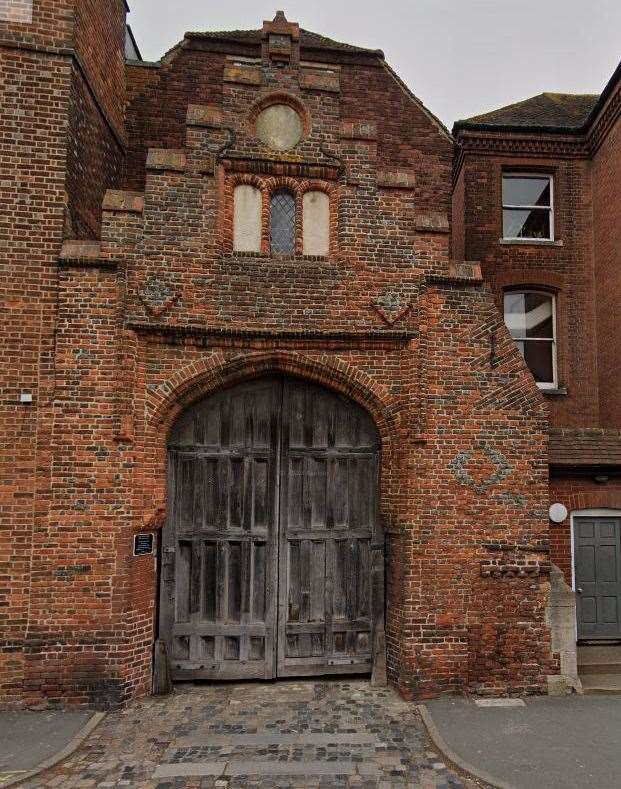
[21,681,476,788]
[156,760,362,778]
[425,694,621,789]
[174,733,380,747]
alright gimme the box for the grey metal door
[160,376,382,681]
[575,517,621,640]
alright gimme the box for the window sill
[227,251,331,261]
[499,238,563,247]
[540,386,568,396]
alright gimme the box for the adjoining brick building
[454,65,621,688]
[0,1,617,708]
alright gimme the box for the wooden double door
[159,376,383,680]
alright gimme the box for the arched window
[303,191,330,256]
[270,189,295,254]
[233,184,262,253]
[504,290,557,388]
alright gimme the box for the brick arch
[299,179,338,198]
[247,91,312,140]
[229,173,265,191]
[264,178,303,255]
[494,268,566,293]
[149,350,398,444]
[142,350,402,524]
[298,180,339,256]
[225,175,306,255]
[224,175,338,257]
[567,491,621,512]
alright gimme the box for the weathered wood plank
[203,541,217,622]
[176,541,191,623]
[252,541,266,622]
[228,541,242,622]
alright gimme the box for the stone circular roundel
[255,104,304,151]
[549,503,568,523]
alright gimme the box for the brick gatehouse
[1,3,619,708]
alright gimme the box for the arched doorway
[159,375,383,681]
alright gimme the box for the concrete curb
[1,711,106,788]
[417,704,517,789]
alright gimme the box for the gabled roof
[185,27,384,58]
[454,92,599,134]
[156,15,450,141]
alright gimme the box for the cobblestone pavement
[25,680,478,788]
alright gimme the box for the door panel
[575,517,621,640]
[160,378,281,680]
[277,379,382,677]
[160,376,383,681]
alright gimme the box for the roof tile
[549,428,621,466]
[455,92,598,133]
[186,27,383,57]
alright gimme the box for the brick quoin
[2,6,617,709]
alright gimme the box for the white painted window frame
[503,289,558,390]
[502,173,554,241]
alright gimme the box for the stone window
[502,174,554,241]
[504,290,557,388]
[230,180,333,257]
[270,190,296,254]
[233,184,262,253]
[302,191,330,256]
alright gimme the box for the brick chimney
[262,10,300,65]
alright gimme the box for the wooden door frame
[156,373,385,682]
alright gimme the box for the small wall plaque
[134,533,155,557]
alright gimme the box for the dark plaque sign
[134,533,154,557]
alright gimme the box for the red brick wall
[124,49,226,191]
[65,70,124,238]
[592,88,621,426]
[451,165,465,259]
[549,478,621,585]
[0,0,72,48]
[454,148,599,428]
[339,62,452,215]
[73,0,126,136]
[454,93,621,617]
[0,0,126,706]
[1,23,556,707]
[66,0,127,238]
[92,45,552,703]
[0,44,72,705]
